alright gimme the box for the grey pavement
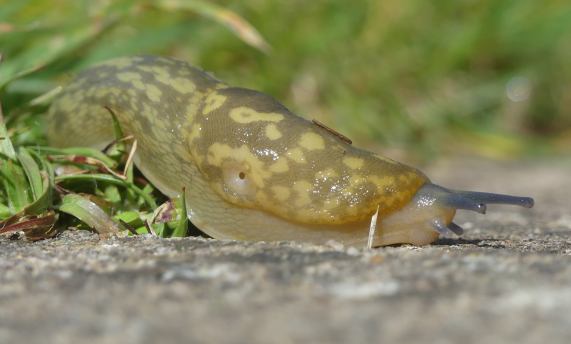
[1,157,570,344]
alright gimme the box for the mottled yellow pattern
[285,148,306,163]
[229,107,284,124]
[264,123,282,140]
[299,132,325,150]
[202,93,227,115]
[343,156,364,169]
[47,55,433,247]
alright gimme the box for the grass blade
[17,147,43,200]
[59,193,121,238]
[171,188,188,237]
[0,211,58,241]
[0,20,115,89]
[156,0,271,53]
[56,173,157,210]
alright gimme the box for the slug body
[48,56,534,246]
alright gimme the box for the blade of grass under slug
[27,149,55,213]
[150,200,177,237]
[0,211,58,241]
[34,147,117,168]
[59,193,121,238]
[114,210,148,234]
[0,158,32,214]
[0,153,53,225]
[0,116,17,160]
[0,97,30,215]
[0,204,11,219]
[56,173,158,210]
[106,105,125,141]
[17,147,43,200]
[170,187,188,237]
[49,154,127,180]
[0,105,28,212]
[0,170,53,223]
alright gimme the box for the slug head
[377,183,535,246]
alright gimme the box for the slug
[47,56,534,247]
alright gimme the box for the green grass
[0,0,269,239]
[1,0,570,239]
[1,99,192,239]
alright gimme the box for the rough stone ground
[1,157,570,344]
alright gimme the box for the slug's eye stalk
[412,183,534,236]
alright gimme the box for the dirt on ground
[1,157,570,344]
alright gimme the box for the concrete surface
[1,157,570,344]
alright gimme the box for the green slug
[47,56,534,247]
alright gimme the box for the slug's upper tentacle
[413,183,534,215]
[453,190,534,208]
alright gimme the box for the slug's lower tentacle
[447,222,465,235]
[431,219,451,235]
[431,219,464,236]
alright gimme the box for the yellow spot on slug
[188,123,202,142]
[203,93,227,115]
[299,132,325,150]
[398,174,410,183]
[271,186,291,202]
[255,190,270,204]
[265,124,282,140]
[323,198,340,210]
[186,93,204,120]
[229,107,284,124]
[117,72,145,90]
[145,84,162,102]
[117,72,140,83]
[315,168,338,180]
[285,148,306,163]
[57,94,76,112]
[343,156,364,170]
[207,143,270,188]
[269,158,289,173]
[293,180,313,207]
[349,175,367,186]
[368,175,395,192]
[139,65,170,83]
[168,77,196,94]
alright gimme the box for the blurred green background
[2,0,570,161]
